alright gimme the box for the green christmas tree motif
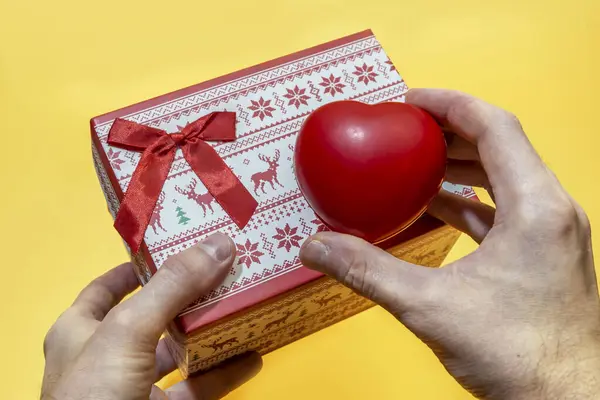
[175,206,191,225]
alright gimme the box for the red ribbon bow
[107,112,258,253]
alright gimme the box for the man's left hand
[41,233,262,400]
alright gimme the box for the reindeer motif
[174,178,215,217]
[149,192,167,235]
[262,305,301,332]
[251,149,283,195]
[201,336,239,353]
[312,293,342,308]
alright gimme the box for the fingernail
[300,239,329,268]
[198,233,232,262]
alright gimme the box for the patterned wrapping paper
[91,29,475,334]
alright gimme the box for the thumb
[299,232,440,312]
[100,232,235,343]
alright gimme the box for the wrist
[507,334,600,400]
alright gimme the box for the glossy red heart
[295,100,446,243]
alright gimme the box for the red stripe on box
[176,266,325,333]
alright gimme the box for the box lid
[90,29,476,335]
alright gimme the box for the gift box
[90,29,476,376]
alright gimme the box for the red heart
[295,100,446,243]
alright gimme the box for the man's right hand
[300,89,600,399]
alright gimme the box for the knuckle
[553,201,579,227]
[447,95,497,135]
[543,198,579,236]
[338,251,376,299]
[448,95,523,139]
[103,305,142,338]
[497,109,522,129]
[105,305,133,329]
[42,310,72,355]
[573,202,592,237]
[447,95,481,124]
[514,195,580,238]
[43,326,58,356]
[578,211,591,236]
[158,243,229,289]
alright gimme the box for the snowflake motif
[319,74,345,96]
[283,85,310,109]
[385,59,396,71]
[248,97,276,121]
[272,224,303,252]
[353,63,378,86]
[236,239,264,268]
[311,218,329,233]
[107,148,125,171]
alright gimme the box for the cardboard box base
[143,224,460,377]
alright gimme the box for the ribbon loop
[108,119,166,151]
[107,112,258,253]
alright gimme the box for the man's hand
[41,233,262,400]
[300,89,600,399]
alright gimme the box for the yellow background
[1,0,599,398]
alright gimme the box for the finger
[427,190,496,244]
[150,385,169,400]
[72,262,140,320]
[155,338,178,382]
[300,232,440,312]
[445,159,496,202]
[445,159,490,189]
[407,89,553,211]
[105,233,235,342]
[163,352,262,400]
[444,131,480,161]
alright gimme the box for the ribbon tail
[183,141,257,229]
[114,136,176,252]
